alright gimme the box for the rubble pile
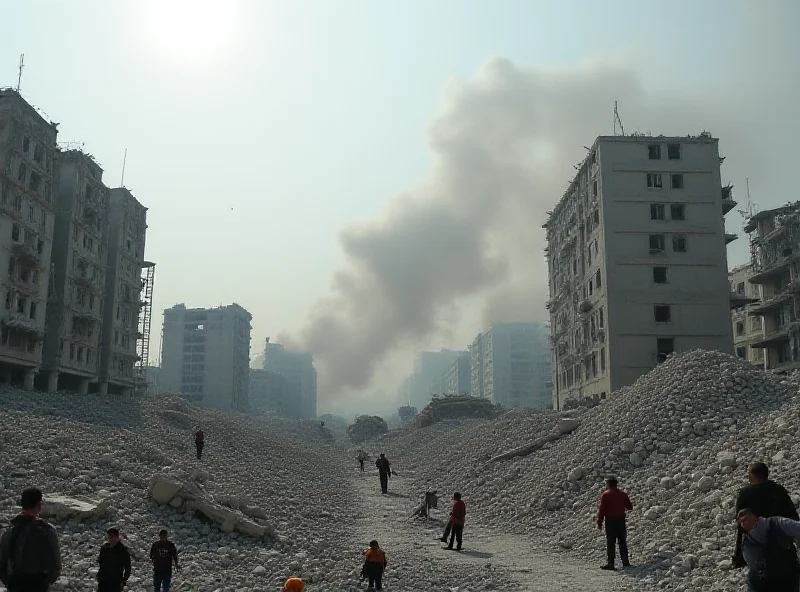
[346,414,388,442]
[410,394,500,428]
[387,350,800,592]
[0,389,356,591]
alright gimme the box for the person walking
[733,462,798,568]
[439,492,466,550]
[362,540,387,591]
[0,488,61,592]
[150,529,180,592]
[596,476,633,570]
[96,528,131,592]
[356,450,368,472]
[194,428,205,460]
[375,454,391,494]
[736,509,800,591]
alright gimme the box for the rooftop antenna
[16,54,24,92]
[613,101,625,136]
[120,148,128,187]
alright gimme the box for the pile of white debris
[0,390,357,591]
[384,350,800,592]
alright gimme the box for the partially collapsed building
[744,203,800,370]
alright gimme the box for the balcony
[12,243,41,265]
[749,290,793,314]
[724,232,738,244]
[73,273,101,291]
[1,312,42,337]
[750,256,794,284]
[751,323,794,348]
[72,306,100,321]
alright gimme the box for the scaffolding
[136,261,155,380]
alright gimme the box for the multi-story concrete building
[441,351,470,395]
[0,89,59,388]
[160,303,251,410]
[469,333,486,399]
[98,187,148,395]
[262,341,317,418]
[41,150,109,394]
[546,134,735,410]
[744,203,800,371]
[407,349,464,409]
[476,323,551,410]
[729,263,764,367]
[249,368,292,415]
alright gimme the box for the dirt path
[351,466,642,591]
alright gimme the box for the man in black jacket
[0,488,61,592]
[97,528,131,591]
[375,454,391,494]
[733,462,798,567]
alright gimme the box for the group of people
[0,488,180,592]
[596,461,800,591]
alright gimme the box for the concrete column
[98,382,108,396]
[78,378,89,396]
[46,371,59,393]
[121,386,133,399]
[23,370,35,391]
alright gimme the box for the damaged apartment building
[0,89,59,388]
[160,303,252,411]
[546,134,736,410]
[743,203,800,371]
[729,263,764,366]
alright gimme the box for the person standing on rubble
[597,476,633,570]
[194,427,205,460]
[150,529,180,592]
[96,528,131,592]
[375,453,391,494]
[356,450,368,472]
[439,492,466,550]
[0,487,62,592]
[733,462,798,569]
[362,540,388,590]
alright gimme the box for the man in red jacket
[596,476,633,570]
[439,492,466,550]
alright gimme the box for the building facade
[729,263,764,367]
[546,134,735,410]
[441,351,471,395]
[744,204,800,371]
[407,349,464,410]
[41,150,109,394]
[478,322,551,410]
[99,187,148,395]
[0,89,59,387]
[469,333,486,399]
[249,368,293,415]
[160,303,251,410]
[262,341,317,418]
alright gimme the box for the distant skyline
[4,0,798,414]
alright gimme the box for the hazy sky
[3,1,798,413]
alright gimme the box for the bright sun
[143,0,238,58]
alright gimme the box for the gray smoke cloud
[290,37,797,399]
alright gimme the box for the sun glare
[143,0,238,58]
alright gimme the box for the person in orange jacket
[362,540,387,590]
[281,577,304,592]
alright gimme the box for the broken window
[648,144,661,160]
[599,307,604,329]
[736,321,745,336]
[600,348,606,371]
[650,204,665,220]
[37,239,43,255]
[17,162,26,183]
[736,282,745,295]
[653,266,668,284]
[16,297,25,314]
[7,257,14,277]
[29,301,36,320]
[89,294,95,310]
[588,280,593,296]
[649,234,666,251]
[654,305,671,323]
[656,337,675,363]
[672,235,687,252]
[11,224,19,242]
[4,291,10,310]
[13,193,22,212]
[668,143,681,159]
[671,174,684,189]
[647,173,663,189]
[20,267,28,283]
[33,144,44,164]
[22,136,30,153]
[29,171,41,192]
[28,205,35,223]
[77,347,84,362]
[70,344,75,360]
[592,180,598,197]
[87,349,94,364]
[595,270,601,289]
[671,204,685,220]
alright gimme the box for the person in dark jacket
[150,529,180,592]
[597,476,633,570]
[375,454,391,494]
[194,428,205,460]
[0,488,61,592]
[439,492,466,550]
[97,528,131,592]
[733,462,799,568]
